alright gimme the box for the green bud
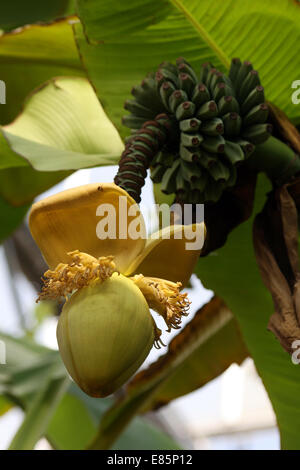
[57,274,154,398]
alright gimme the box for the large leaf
[0,166,70,208]
[0,333,71,450]
[195,175,300,450]
[0,17,89,238]
[0,0,75,31]
[9,374,70,450]
[87,297,247,449]
[0,133,28,170]
[0,76,123,208]
[0,17,83,125]
[0,194,29,243]
[75,0,300,136]
[2,76,124,172]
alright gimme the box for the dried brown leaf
[253,180,300,354]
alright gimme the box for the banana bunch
[122,58,272,203]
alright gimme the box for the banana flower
[29,183,205,397]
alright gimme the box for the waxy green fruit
[118,57,272,204]
[57,273,155,397]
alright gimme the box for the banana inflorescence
[115,58,272,203]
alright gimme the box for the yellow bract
[29,183,205,285]
[126,224,205,286]
[29,183,145,273]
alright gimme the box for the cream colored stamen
[37,250,117,302]
[131,274,191,332]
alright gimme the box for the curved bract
[118,57,272,203]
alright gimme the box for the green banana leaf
[0,75,123,239]
[75,0,300,138]
[0,17,83,125]
[2,76,123,174]
[0,194,29,243]
[0,0,75,31]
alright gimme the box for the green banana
[120,56,272,204]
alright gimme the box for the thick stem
[246,136,300,185]
[114,114,172,202]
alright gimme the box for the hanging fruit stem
[114,114,172,203]
[246,136,300,185]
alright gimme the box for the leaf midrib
[169,0,230,68]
